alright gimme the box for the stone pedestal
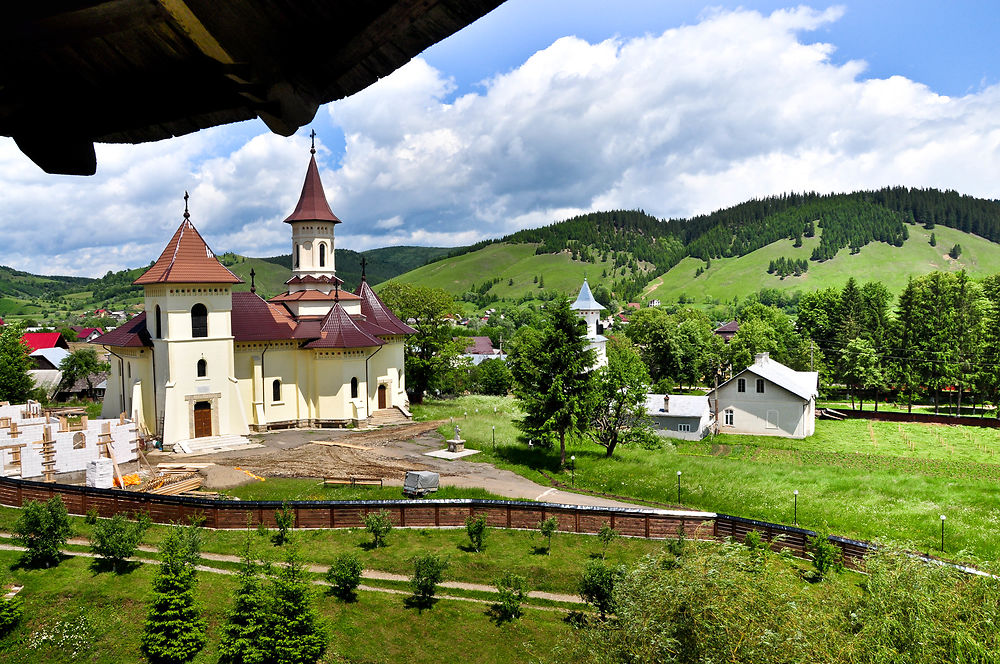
[447,438,465,453]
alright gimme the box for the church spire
[360,256,367,281]
[283,135,341,225]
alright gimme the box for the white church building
[93,144,414,450]
[570,278,607,368]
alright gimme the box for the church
[93,142,414,450]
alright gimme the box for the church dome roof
[570,278,605,311]
[134,213,242,285]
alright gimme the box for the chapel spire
[283,136,341,225]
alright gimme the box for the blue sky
[3,1,1000,276]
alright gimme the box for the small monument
[448,425,465,453]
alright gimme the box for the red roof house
[21,332,69,352]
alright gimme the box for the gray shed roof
[646,394,710,418]
[570,279,605,311]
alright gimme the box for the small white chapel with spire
[93,138,414,450]
[570,278,607,368]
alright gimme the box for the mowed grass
[383,242,646,299]
[413,396,1000,562]
[223,477,515,502]
[0,550,571,664]
[0,505,659,595]
[646,224,1000,304]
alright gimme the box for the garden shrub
[579,559,625,619]
[0,595,23,637]
[410,554,449,608]
[325,553,364,601]
[14,495,72,567]
[272,503,294,546]
[90,511,151,572]
[805,530,843,582]
[364,510,393,548]
[465,513,489,552]
[492,570,527,623]
[597,523,618,558]
[538,516,558,554]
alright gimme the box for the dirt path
[176,421,657,509]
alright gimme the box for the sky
[3,1,1000,277]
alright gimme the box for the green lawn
[646,223,1000,304]
[223,477,517,502]
[413,396,1000,562]
[0,550,571,664]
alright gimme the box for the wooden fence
[830,408,1000,428]
[0,475,875,565]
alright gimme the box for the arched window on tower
[272,379,282,402]
[197,359,207,378]
[155,305,162,338]
[351,377,358,399]
[293,244,300,268]
[191,303,208,338]
[319,243,326,267]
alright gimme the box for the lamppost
[676,470,682,504]
[941,514,946,552]
[793,490,799,525]
[570,455,576,486]
[492,425,495,451]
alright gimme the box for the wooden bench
[324,476,383,487]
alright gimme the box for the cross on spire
[360,255,367,280]
[249,267,256,293]
[183,191,190,220]
[309,129,316,154]
[334,283,340,302]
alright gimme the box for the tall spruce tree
[268,543,328,664]
[509,298,595,467]
[141,526,206,664]
[218,531,271,664]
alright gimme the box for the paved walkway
[0,535,582,606]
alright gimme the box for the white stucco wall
[713,378,814,438]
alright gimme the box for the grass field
[383,242,646,299]
[0,548,573,664]
[646,224,1000,304]
[412,396,1000,562]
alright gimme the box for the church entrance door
[193,401,212,438]
[378,385,387,409]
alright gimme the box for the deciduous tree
[587,337,651,458]
[0,321,34,403]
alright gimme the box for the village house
[646,394,714,440]
[707,352,818,438]
[92,142,413,450]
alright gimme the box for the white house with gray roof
[646,393,714,440]
[570,278,607,368]
[707,352,818,438]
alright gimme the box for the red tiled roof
[283,153,341,225]
[626,302,641,309]
[303,303,383,348]
[269,289,360,302]
[134,219,243,285]
[715,320,739,333]
[90,314,152,348]
[354,279,416,335]
[231,292,298,341]
[458,336,495,354]
[21,332,68,351]
[71,326,104,337]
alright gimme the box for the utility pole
[810,341,814,372]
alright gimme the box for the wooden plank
[310,440,370,450]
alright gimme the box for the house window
[272,379,281,403]
[155,305,162,338]
[737,378,746,393]
[756,378,765,393]
[724,409,734,426]
[73,432,86,449]
[319,243,326,267]
[766,410,779,429]
[350,376,358,399]
[677,423,691,432]
[197,359,207,378]
[191,303,208,338]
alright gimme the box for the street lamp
[793,490,799,525]
[677,471,682,504]
[941,514,946,552]
[492,425,495,451]
[570,455,576,486]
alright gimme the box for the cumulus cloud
[4,5,1000,276]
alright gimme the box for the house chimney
[755,352,769,364]
[663,395,670,412]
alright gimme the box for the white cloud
[4,5,1000,276]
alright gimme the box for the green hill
[644,223,1000,304]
